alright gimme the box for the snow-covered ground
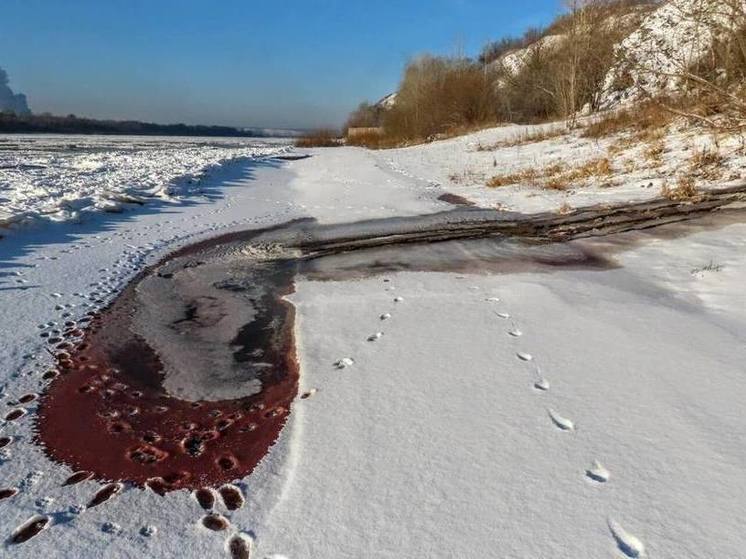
[2,137,746,558]
[378,120,746,214]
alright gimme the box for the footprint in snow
[532,366,549,391]
[194,488,217,510]
[608,518,645,557]
[586,460,610,483]
[495,312,511,319]
[334,357,355,369]
[393,296,404,303]
[485,297,501,303]
[8,515,50,544]
[301,388,318,400]
[226,532,254,559]
[102,521,122,535]
[87,482,123,508]
[547,409,575,431]
[508,328,523,337]
[367,332,383,342]
[516,352,533,362]
[219,485,245,511]
[140,525,157,537]
[533,378,550,391]
[380,313,391,320]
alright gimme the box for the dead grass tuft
[661,176,700,201]
[487,156,613,190]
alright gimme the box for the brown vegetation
[582,101,675,139]
[295,129,341,148]
[661,176,700,201]
[487,156,613,190]
[382,56,498,143]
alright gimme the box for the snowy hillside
[598,0,736,107]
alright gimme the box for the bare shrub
[345,102,383,130]
[295,129,341,148]
[498,0,649,123]
[383,55,498,142]
[613,0,746,131]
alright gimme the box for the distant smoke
[0,66,31,115]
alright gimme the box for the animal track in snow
[102,521,122,535]
[367,332,383,342]
[586,460,610,483]
[547,409,575,431]
[608,519,645,557]
[334,358,355,369]
[533,378,550,391]
[21,471,44,491]
[393,296,404,302]
[9,515,50,544]
[140,525,157,537]
[508,328,523,337]
[301,388,318,400]
[35,497,55,512]
[380,313,391,320]
[485,297,501,303]
[226,532,254,559]
[494,311,511,319]
[516,352,533,362]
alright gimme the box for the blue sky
[1,0,561,129]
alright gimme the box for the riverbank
[2,144,746,558]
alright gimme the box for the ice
[0,134,290,228]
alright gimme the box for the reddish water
[36,228,299,492]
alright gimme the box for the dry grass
[661,176,700,201]
[687,147,725,180]
[582,102,675,139]
[345,130,404,149]
[486,168,539,187]
[475,126,567,151]
[487,157,613,190]
[644,140,666,166]
[295,129,341,148]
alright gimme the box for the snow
[2,135,746,557]
[598,0,740,108]
[489,34,565,79]
[0,134,290,228]
[375,118,746,213]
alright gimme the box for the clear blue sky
[1,0,562,129]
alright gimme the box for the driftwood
[294,185,746,258]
